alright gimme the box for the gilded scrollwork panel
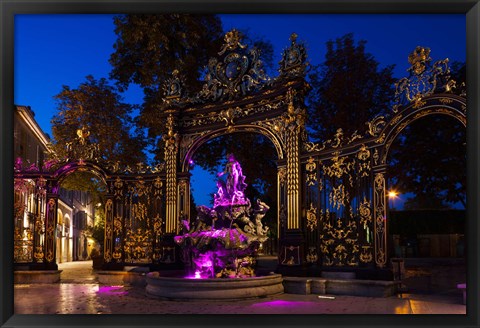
[373,172,387,268]
[306,203,318,232]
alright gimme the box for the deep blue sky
[14,14,466,207]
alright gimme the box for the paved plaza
[13,260,466,315]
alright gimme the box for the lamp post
[388,190,398,210]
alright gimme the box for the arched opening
[63,214,72,262]
[56,165,108,263]
[385,113,466,293]
[188,131,280,255]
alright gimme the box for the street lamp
[388,190,398,210]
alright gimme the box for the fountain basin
[146,272,284,301]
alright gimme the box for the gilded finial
[408,46,431,75]
[218,29,246,55]
[290,33,298,43]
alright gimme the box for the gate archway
[157,30,311,268]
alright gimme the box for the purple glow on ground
[96,286,128,295]
[251,300,319,308]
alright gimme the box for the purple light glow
[252,300,319,308]
[96,286,128,295]
[184,271,202,279]
[213,154,248,208]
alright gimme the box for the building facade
[14,105,96,266]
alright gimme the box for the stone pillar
[373,168,388,268]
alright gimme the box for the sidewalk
[13,260,466,315]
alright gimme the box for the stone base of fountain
[145,272,284,301]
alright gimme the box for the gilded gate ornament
[193,29,271,102]
[305,157,317,186]
[360,246,373,263]
[279,33,308,77]
[373,172,387,267]
[44,198,57,263]
[366,116,386,137]
[323,152,354,179]
[65,127,100,162]
[162,70,185,107]
[393,47,454,112]
[357,144,371,177]
[306,247,318,263]
[306,203,318,231]
[320,218,359,267]
[359,197,372,227]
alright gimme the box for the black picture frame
[1,1,479,327]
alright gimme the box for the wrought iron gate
[14,32,466,275]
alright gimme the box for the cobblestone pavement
[13,260,466,315]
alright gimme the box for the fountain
[146,154,283,300]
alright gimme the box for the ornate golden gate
[157,30,311,272]
[14,30,466,275]
[300,46,466,272]
[158,33,466,274]
[14,129,168,270]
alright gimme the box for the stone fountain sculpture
[174,154,270,278]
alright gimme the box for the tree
[388,116,466,209]
[51,75,147,204]
[109,14,224,161]
[306,33,396,142]
[387,62,467,210]
[51,75,146,165]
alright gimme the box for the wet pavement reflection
[13,261,466,315]
[14,283,466,314]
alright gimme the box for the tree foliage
[306,33,396,142]
[51,75,146,165]
[109,14,224,161]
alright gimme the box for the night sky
[14,14,466,207]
